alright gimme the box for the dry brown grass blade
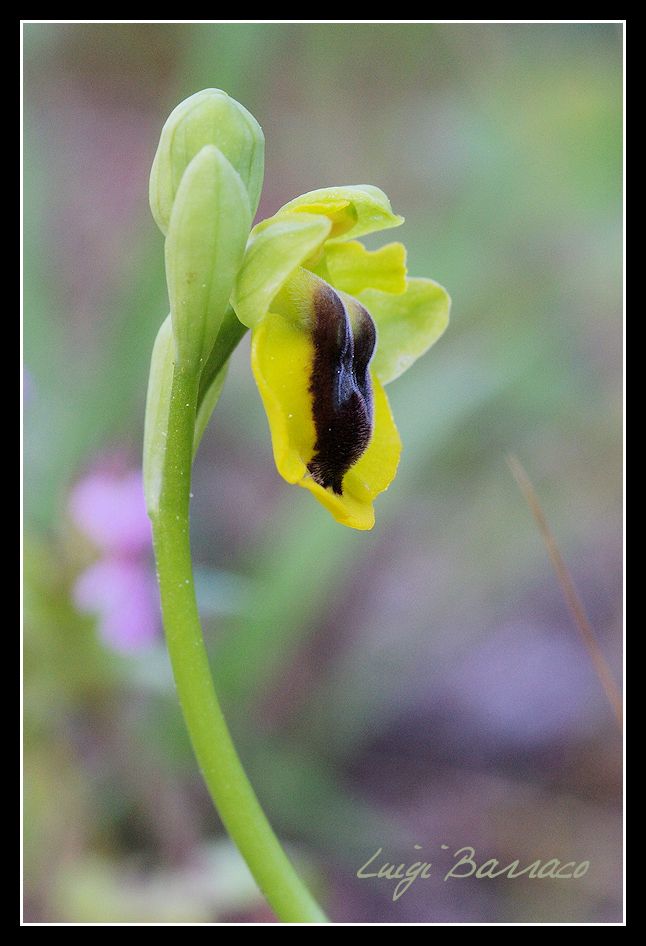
[507,453,622,730]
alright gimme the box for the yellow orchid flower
[232,186,451,531]
[143,92,451,924]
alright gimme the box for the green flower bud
[164,144,251,369]
[149,88,264,233]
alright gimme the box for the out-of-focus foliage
[23,23,622,923]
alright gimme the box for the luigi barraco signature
[357,845,591,902]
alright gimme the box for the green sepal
[360,277,451,385]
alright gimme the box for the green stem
[151,364,328,924]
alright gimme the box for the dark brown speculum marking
[307,285,376,495]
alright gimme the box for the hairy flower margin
[144,90,450,531]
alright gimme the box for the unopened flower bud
[164,144,251,369]
[149,88,264,233]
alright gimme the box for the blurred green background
[23,23,622,923]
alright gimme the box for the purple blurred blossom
[74,558,158,652]
[70,467,159,652]
[69,469,152,557]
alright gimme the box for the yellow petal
[250,312,316,484]
[288,200,358,239]
[343,376,402,506]
[299,477,376,531]
[324,240,407,295]
[278,186,404,242]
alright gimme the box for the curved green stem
[151,363,328,924]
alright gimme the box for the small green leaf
[143,315,174,519]
[232,212,332,328]
[165,145,251,369]
[360,278,451,385]
[149,88,264,233]
[193,306,249,455]
[194,363,229,457]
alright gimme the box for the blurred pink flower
[74,558,158,652]
[70,466,159,652]
[69,469,152,556]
